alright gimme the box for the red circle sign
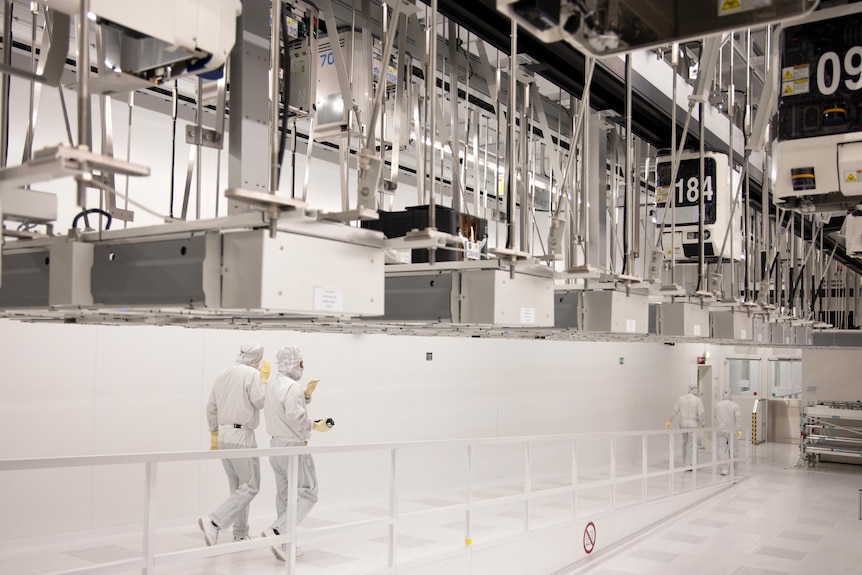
[583,521,597,554]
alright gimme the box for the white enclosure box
[752,315,767,343]
[769,322,793,345]
[711,310,752,340]
[316,33,371,141]
[845,213,862,256]
[222,228,384,316]
[657,302,710,337]
[1,187,57,223]
[459,268,554,327]
[48,242,93,307]
[793,325,813,345]
[580,291,649,334]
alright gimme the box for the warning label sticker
[719,0,772,15]
[781,79,810,97]
[844,170,862,183]
[781,64,809,82]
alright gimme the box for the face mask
[289,364,304,380]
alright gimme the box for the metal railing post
[642,434,648,504]
[388,448,398,568]
[609,438,616,511]
[524,442,532,533]
[669,431,675,495]
[572,439,578,519]
[465,444,473,547]
[285,454,299,575]
[142,462,157,575]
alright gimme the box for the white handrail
[1,427,750,575]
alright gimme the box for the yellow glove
[210,431,219,450]
[305,379,319,399]
[259,359,271,384]
[313,419,332,432]
[665,420,672,429]
[736,429,743,440]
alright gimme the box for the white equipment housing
[774,6,862,212]
[845,213,862,257]
[315,32,371,142]
[46,0,241,92]
[655,151,743,262]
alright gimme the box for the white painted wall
[801,347,862,405]
[0,318,792,542]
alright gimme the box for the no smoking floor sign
[583,521,597,554]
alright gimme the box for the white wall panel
[0,318,796,542]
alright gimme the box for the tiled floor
[566,442,862,575]
[1,443,859,575]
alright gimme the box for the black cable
[72,208,112,231]
[788,264,805,311]
[277,5,290,184]
[169,80,178,218]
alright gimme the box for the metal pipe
[744,28,752,302]
[507,15,516,251]
[728,32,735,298]
[670,44,678,286]
[195,76,203,219]
[25,4,36,162]
[449,18,460,213]
[521,80,531,254]
[270,0,281,193]
[624,54,633,276]
[0,0,12,167]
[76,0,91,209]
[428,0,437,250]
[698,101,706,292]
[582,65,592,268]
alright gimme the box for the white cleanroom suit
[262,345,331,561]
[714,389,742,475]
[202,341,266,543]
[668,384,705,468]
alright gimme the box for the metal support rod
[379,2,388,210]
[449,18,460,213]
[698,102,706,292]
[142,462,158,575]
[521,81,531,254]
[728,32,735,298]
[744,29,752,301]
[124,92,133,228]
[624,54,633,276]
[507,16,517,250]
[0,0,11,167]
[270,0,282,193]
[672,44,682,285]
[427,0,437,253]
[24,4,37,163]
[582,72,592,268]
[76,0,91,209]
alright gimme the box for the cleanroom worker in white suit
[261,345,333,561]
[199,341,269,545]
[666,384,705,469]
[714,389,743,475]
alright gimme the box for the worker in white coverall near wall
[666,384,705,469]
[714,389,743,475]
[199,341,270,545]
[261,345,333,562]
